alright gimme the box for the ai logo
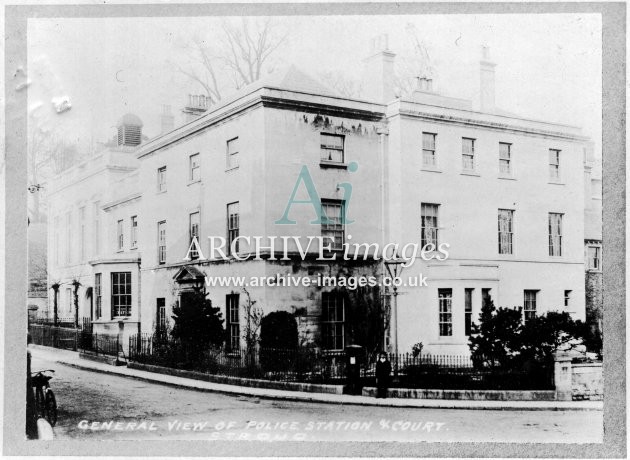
[274,162,358,225]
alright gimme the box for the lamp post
[50,283,60,326]
[384,257,404,377]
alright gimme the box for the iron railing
[29,323,121,357]
[128,333,346,383]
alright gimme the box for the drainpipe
[377,121,390,353]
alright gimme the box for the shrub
[260,311,298,349]
[468,298,522,369]
[170,288,225,365]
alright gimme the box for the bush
[170,288,225,365]
[260,311,298,349]
[468,298,523,369]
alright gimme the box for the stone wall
[572,362,603,400]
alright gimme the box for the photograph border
[4,1,625,457]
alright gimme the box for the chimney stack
[361,34,396,104]
[160,104,174,134]
[479,45,496,112]
[415,76,434,93]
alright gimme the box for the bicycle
[31,370,57,427]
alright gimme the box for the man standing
[375,352,391,398]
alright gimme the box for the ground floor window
[95,273,102,319]
[464,288,473,336]
[482,288,492,307]
[226,293,240,350]
[156,298,166,332]
[322,292,344,350]
[111,272,132,317]
[524,290,537,323]
[438,288,453,336]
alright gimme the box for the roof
[259,65,340,98]
[117,113,143,127]
[173,265,206,283]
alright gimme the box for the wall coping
[362,387,557,401]
[127,361,344,395]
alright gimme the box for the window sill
[225,166,239,173]
[421,167,442,173]
[436,337,460,344]
[130,246,137,251]
[498,175,516,181]
[548,180,565,185]
[157,190,167,195]
[188,180,201,186]
[320,161,347,170]
[460,170,480,177]
[116,249,124,253]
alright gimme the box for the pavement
[28,344,603,411]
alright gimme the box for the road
[30,353,603,443]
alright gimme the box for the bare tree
[318,70,363,99]
[176,18,288,104]
[242,287,263,359]
[393,24,436,98]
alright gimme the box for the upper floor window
[79,206,86,261]
[189,153,200,182]
[523,290,537,323]
[227,137,239,169]
[157,166,167,192]
[499,142,512,175]
[422,133,437,167]
[421,203,439,248]
[321,200,344,250]
[157,220,166,264]
[111,272,132,317]
[65,211,72,264]
[54,216,60,265]
[548,213,563,256]
[438,288,453,336]
[549,149,561,181]
[462,138,475,171]
[498,209,514,255]
[130,216,138,249]
[320,133,344,164]
[189,211,200,260]
[93,201,101,257]
[117,219,124,251]
[587,245,601,270]
[322,291,345,350]
[227,202,240,255]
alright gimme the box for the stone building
[46,42,591,356]
[583,142,602,347]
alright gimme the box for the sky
[27,13,601,157]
